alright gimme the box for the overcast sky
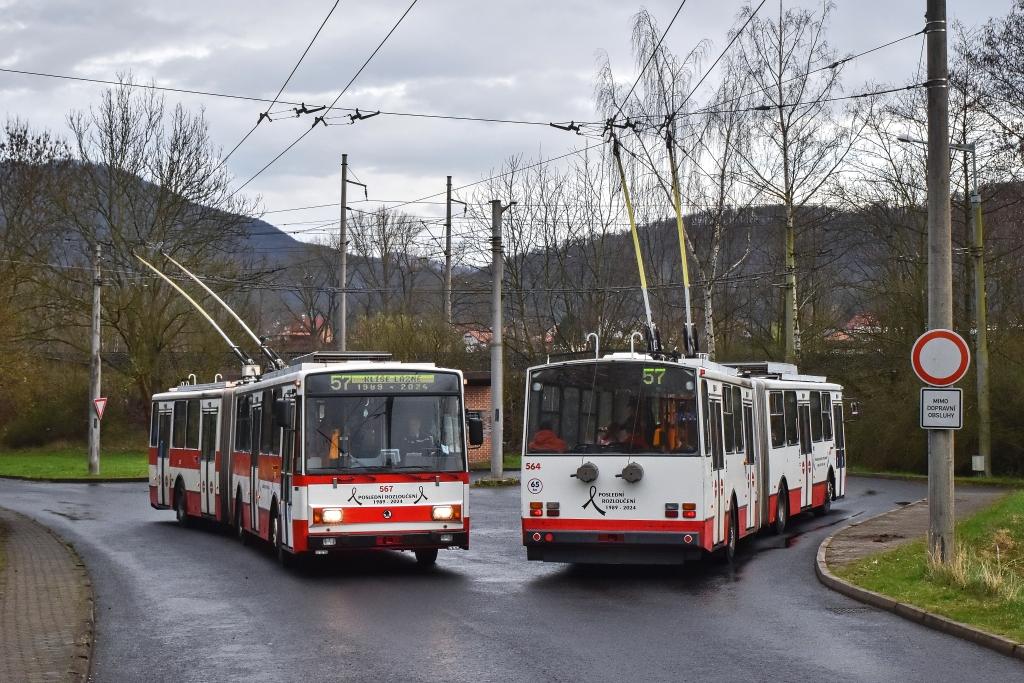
[0,0,1013,239]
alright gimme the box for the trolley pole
[926,0,955,563]
[337,153,348,351]
[88,243,102,476]
[490,199,514,479]
[445,176,453,325]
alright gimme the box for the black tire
[816,477,834,516]
[773,485,788,535]
[235,492,249,545]
[719,498,739,564]
[174,482,189,527]
[270,505,295,568]
[415,549,438,567]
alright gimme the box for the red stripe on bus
[522,517,712,533]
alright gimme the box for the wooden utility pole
[926,0,955,563]
[337,153,348,351]
[88,243,102,475]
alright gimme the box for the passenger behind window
[529,421,567,453]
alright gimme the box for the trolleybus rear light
[529,501,543,517]
[532,532,542,542]
[682,502,697,519]
[683,534,694,544]
[665,503,679,518]
[544,533,554,542]
[546,502,560,517]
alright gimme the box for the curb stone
[815,516,1024,662]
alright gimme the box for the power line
[219,0,342,167]
[229,0,420,196]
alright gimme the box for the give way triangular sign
[93,397,108,420]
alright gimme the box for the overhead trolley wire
[219,0,342,168]
[228,0,420,197]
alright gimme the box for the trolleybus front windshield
[526,362,698,456]
[304,372,465,473]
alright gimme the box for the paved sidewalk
[825,487,1006,569]
[0,508,93,683]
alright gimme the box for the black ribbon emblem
[582,485,606,516]
[347,487,362,505]
[413,485,428,503]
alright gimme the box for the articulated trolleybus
[520,353,847,564]
[151,351,484,566]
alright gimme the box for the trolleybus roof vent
[722,361,827,382]
[289,351,393,366]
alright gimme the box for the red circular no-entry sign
[911,329,970,386]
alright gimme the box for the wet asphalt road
[1,476,1021,682]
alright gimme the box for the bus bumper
[522,530,704,565]
[305,530,469,553]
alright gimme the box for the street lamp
[898,134,991,476]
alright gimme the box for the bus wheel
[720,500,738,564]
[415,549,438,567]
[271,507,294,568]
[773,486,788,535]
[816,477,834,517]
[235,492,248,546]
[174,482,189,528]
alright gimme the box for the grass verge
[834,490,1024,643]
[848,466,1024,489]
[0,446,148,480]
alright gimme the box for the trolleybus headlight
[314,508,344,525]
[432,505,461,521]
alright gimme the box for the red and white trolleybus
[150,352,484,566]
[519,353,847,564]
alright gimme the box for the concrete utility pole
[337,153,348,351]
[967,146,992,477]
[88,243,102,476]
[490,199,515,479]
[926,0,955,563]
[445,176,453,325]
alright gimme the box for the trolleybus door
[157,408,172,507]
[833,403,846,497]
[798,403,813,508]
[200,402,218,515]
[743,403,757,530]
[250,402,262,533]
[279,396,297,548]
[710,398,726,545]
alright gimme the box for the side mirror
[466,412,484,446]
[273,398,293,430]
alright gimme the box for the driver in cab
[399,415,435,454]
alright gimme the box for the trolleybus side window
[172,400,186,449]
[710,400,725,471]
[821,394,833,441]
[251,403,262,456]
[769,391,785,448]
[235,394,251,452]
[733,387,744,454]
[743,404,754,465]
[784,390,799,446]
[201,410,217,461]
[810,391,823,442]
[260,389,276,456]
[186,399,200,450]
[799,404,812,455]
[150,403,159,447]
[723,386,735,453]
[269,388,282,455]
